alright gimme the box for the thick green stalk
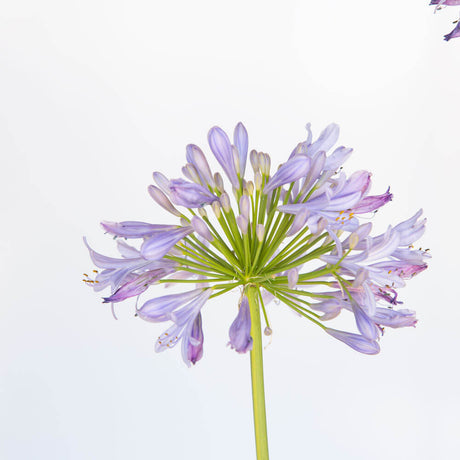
[246,285,269,460]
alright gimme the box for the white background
[1,1,459,459]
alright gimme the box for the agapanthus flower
[430,0,460,40]
[84,121,429,368]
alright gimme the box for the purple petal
[168,179,218,208]
[352,188,392,214]
[101,221,178,238]
[141,226,193,260]
[208,126,239,187]
[228,296,253,353]
[234,122,249,177]
[325,328,380,354]
[186,144,214,187]
[444,21,460,41]
[263,155,311,194]
[182,312,204,366]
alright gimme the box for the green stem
[246,285,269,460]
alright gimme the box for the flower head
[84,122,429,364]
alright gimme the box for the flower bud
[212,200,221,219]
[236,215,248,234]
[198,207,208,218]
[152,171,170,193]
[220,192,231,213]
[264,326,272,336]
[246,181,254,196]
[214,172,224,193]
[250,149,259,173]
[239,195,250,221]
[191,216,214,242]
[287,268,299,289]
[254,171,262,191]
[256,224,265,242]
[183,163,202,185]
[232,145,241,176]
[148,185,182,217]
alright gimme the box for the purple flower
[263,155,311,194]
[445,21,460,41]
[351,188,392,214]
[141,288,211,366]
[234,122,249,177]
[141,226,193,260]
[228,296,253,353]
[103,269,172,303]
[186,144,214,187]
[100,221,179,238]
[168,179,218,208]
[431,1,460,5]
[208,126,239,187]
[325,328,380,354]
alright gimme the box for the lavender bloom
[431,0,460,5]
[141,226,193,260]
[103,269,171,303]
[228,296,253,353]
[234,122,249,177]
[445,21,460,40]
[85,121,428,364]
[325,328,380,355]
[208,126,239,187]
[263,155,311,194]
[101,221,179,238]
[168,179,218,208]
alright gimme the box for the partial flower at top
[84,121,429,365]
[430,0,460,40]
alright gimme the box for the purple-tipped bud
[263,155,311,194]
[239,195,250,221]
[287,268,299,289]
[186,144,214,187]
[208,126,239,188]
[182,163,202,185]
[141,226,193,260]
[169,179,218,208]
[254,171,262,191]
[220,192,231,213]
[100,221,178,239]
[214,172,224,193]
[212,200,221,219]
[191,216,213,242]
[153,172,170,193]
[256,224,265,242]
[148,185,182,217]
[250,149,259,173]
[234,122,249,177]
[325,328,380,355]
[237,215,249,234]
[228,296,253,353]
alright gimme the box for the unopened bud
[183,163,201,184]
[236,215,248,234]
[191,216,213,242]
[180,217,189,227]
[246,181,254,196]
[250,149,259,173]
[220,192,231,213]
[198,207,208,218]
[152,172,170,193]
[254,172,262,191]
[232,145,241,176]
[264,327,272,336]
[239,195,250,221]
[214,172,224,193]
[256,224,265,242]
[287,268,299,289]
[148,185,182,217]
[212,200,221,219]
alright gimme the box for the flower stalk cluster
[431,0,460,40]
[84,121,428,365]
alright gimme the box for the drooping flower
[430,1,460,40]
[84,121,428,363]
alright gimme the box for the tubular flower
[430,1,460,40]
[84,122,429,363]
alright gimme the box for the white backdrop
[1,1,459,459]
